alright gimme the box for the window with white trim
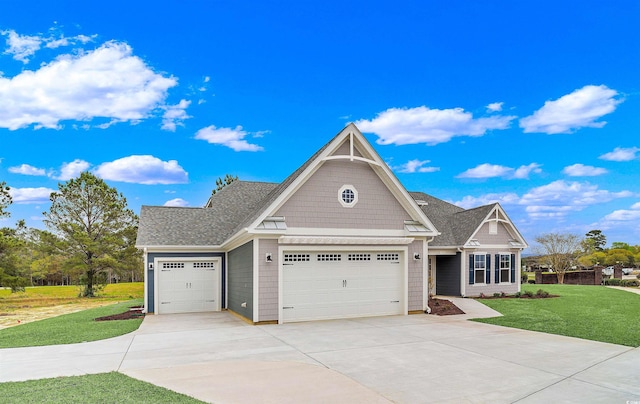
[474,254,486,284]
[338,184,358,207]
[499,254,511,283]
[489,221,498,235]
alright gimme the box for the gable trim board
[136,124,527,322]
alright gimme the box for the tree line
[528,230,639,284]
[0,173,141,296]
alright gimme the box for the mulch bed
[95,306,145,321]
[428,298,465,316]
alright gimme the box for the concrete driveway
[1,298,640,403]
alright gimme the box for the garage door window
[194,262,215,268]
[377,253,399,261]
[284,254,310,262]
[162,262,185,269]
[318,254,342,261]
[348,253,371,261]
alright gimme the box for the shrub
[605,278,622,286]
[528,279,536,284]
[479,293,486,298]
[523,290,534,298]
[536,289,549,298]
[514,291,522,298]
[521,274,528,284]
[621,279,639,287]
[493,292,501,298]
[637,273,640,280]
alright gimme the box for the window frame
[474,253,487,285]
[499,253,511,283]
[338,184,358,208]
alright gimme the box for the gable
[275,158,410,230]
[244,123,439,238]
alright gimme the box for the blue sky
[1,1,639,248]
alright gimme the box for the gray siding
[227,241,254,321]
[408,240,424,311]
[435,254,461,296]
[464,249,520,297]
[146,252,224,313]
[275,159,410,230]
[474,222,513,245]
[258,238,279,322]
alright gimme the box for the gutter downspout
[143,247,148,313]
[424,237,435,314]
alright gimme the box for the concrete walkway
[1,298,640,403]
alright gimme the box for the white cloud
[520,180,632,219]
[519,85,622,134]
[562,163,608,177]
[512,163,543,179]
[486,102,503,112]
[8,187,54,203]
[457,163,541,179]
[161,99,191,131]
[599,146,639,162]
[0,41,178,130]
[195,125,264,152]
[164,198,189,207]
[94,155,188,184]
[394,159,440,174]
[56,159,91,180]
[2,30,42,63]
[355,106,516,146]
[8,164,46,176]
[454,192,521,209]
[454,180,633,221]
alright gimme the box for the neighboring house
[136,124,528,323]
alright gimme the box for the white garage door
[282,251,404,322]
[157,260,220,314]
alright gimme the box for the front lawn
[474,284,640,347]
[0,299,143,348]
[0,372,204,404]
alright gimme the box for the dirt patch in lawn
[428,297,465,315]
[0,301,115,329]
[95,306,144,321]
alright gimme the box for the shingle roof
[136,181,278,247]
[409,191,496,247]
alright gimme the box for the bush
[521,274,528,284]
[637,273,640,280]
[493,292,502,298]
[604,278,622,286]
[523,290,534,298]
[514,291,522,298]
[536,289,549,298]
[622,279,639,287]
[528,279,536,284]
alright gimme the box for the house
[135,124,528,323]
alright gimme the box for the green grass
[0,283,143,304]
[0,372,204,404]
[0,299,143,348]
[474,284,640,347]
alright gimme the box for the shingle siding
[276,159,409,230]
[227,241,254,321]
[464,250,520,297]
[474,222,513,245]
[258,238,279,322]
[408,240,424,311]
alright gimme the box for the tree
[0,221,30,292]
[534,233,582,284]
[582,229,606,253]
[211,174,238,195]
[44,172,138,297]
[0,182,11,218]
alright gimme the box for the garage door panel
[157,260,219,314]
[283,251,404,322]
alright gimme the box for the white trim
[285,227,410,237]
[338,184,358,208]
[153,256,222,315]
[143,248,148,313]
[253,239,260,322]
[423,239,429,309]
[279,236,415,245]
[139,245,223,251]
[277,245,408,324]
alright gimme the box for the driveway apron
[1,299,639,403]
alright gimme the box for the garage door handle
[391,300,399,303]
[283,306,294,309]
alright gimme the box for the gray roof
[410,191,497,247]
[136,181,278,247]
